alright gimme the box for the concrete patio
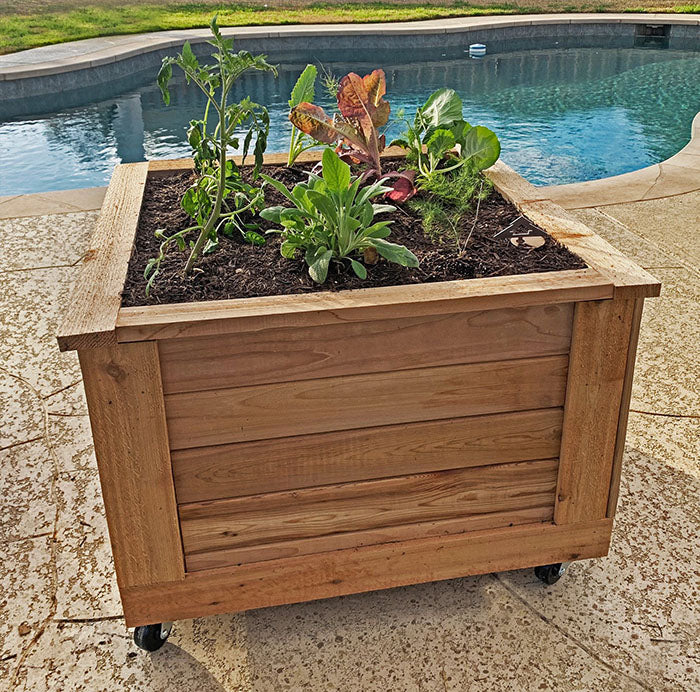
[0,187,698,690]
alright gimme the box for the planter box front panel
[162,301,575,573]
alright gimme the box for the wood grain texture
[58,162,148,351]
[607,299,644,518]
[517,199,661,300]
[146,147,409,175]
[186,505,554,571]
[554,299,636,525]
[165,355,569,450]
[78,341,184,588]
[179,458,558,561]
[172,408,564,503]
[117,270,610,343]
[120,519,613,626]
[159,303,573,394]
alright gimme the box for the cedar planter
[58,151,660,629]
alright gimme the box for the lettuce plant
[392,88,500,185]
[289,69,390,177]
[260,148,418,283]
[144,17,277,290]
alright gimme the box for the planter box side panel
[162,302,577,573]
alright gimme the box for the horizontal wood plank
[146,146,413,175]
[120,519,613,626]
[186,505,553,571]
[117,269,610,343]
[165,355,569,449]
[58,162,148,351]
[172,408,564,503]
[159,303,573,394]
[180,459,558,564]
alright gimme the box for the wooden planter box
[58,152,659,627]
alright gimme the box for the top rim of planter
[56,148,660,353]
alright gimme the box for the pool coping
[1,13,699,81]
[539,111,700,208]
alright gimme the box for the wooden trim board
[607,298,645,518]
[554,299,636,524]
[58,162,148,352]
[120,519,613,626]
[117,269,610,343]
[79,341,185,588]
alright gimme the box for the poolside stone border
[1,13,698,85]
[542,112,700,208]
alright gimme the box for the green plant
[287,64,319,166]
[289,69,390,177]
[144,16,277,290]
[409,165,492,255]
[260,148,418,283]
[392,88,500,185]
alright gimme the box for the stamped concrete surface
[1,194,698,691]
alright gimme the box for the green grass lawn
[1,1,698,55]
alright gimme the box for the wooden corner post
[554,298,639,525]
[78,341,185,590]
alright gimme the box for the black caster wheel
[534,562,569,585]
[133,622,173,652]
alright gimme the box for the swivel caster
[534,562,570,585]
[133,622,173,651]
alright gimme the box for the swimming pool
[0,43,698,195]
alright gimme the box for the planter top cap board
[57,150,660,353]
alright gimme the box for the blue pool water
[0,44,698,195]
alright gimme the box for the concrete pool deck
[1,183,698,689]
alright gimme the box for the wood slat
[146,146,409,175]
[607,298,644,518]
[179,459,559,564]
[165,355,569,450]
[116,269,610,343]
[517,199,661,300]
[159,303,573,394]
[78,341,184,588]
[58,162,148,351]
[172,408,564,503]
[555,299,636,524]
[186,505,554,571]
[120,519,613,626]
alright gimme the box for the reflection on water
[0,46,698,194]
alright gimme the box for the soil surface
[122,162,586,307]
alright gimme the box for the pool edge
[1,13,698,82]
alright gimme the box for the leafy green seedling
[261,148,418,283]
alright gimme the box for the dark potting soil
[121,162,586,307]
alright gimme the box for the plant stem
[183,96,228,275]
